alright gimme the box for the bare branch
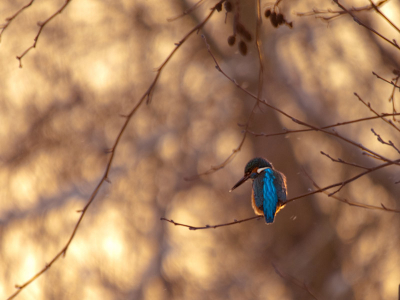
[202,37,400,168]
[362,151,387,161]
[371,128,400,154]
[246,113,400,138]
[333,0,400,50]
[164,160,400,231]
[0,0,35,42]
[287,158,400,203]
[303,169,400,213]
[320,151,370,170]
[368,0,400,33]
[160,216,263,230]
[185,2,266,180]
[296,0,387,22]
[167,0,207,22]
[6,2,223,299]
[354,92,400,132]
[388,75,399,121]
[16,0,72,68]
[373,71,400,88]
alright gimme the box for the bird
[230,157,287,224]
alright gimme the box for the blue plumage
[231,157,287,224]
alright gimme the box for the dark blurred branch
[0,0,35,42]
[6,2,223,299]
[333,0,400,50]
[273,0,283,8]
[184,148,239,179]
[368,0,400,33]
[272,263,319,300]
[255,0,264,101]
[16,0,72,68]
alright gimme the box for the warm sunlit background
[1,0,399,299]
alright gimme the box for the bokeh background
[1,0,399,299]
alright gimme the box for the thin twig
[246,113,400,138]
[162,160,400,231]
[320,151,370,170]
[333,0,400,50]
[0,0,35,42]
[354,92,400,132]
[362,151,386,161]
[163,161,400,231]
[368,0,400,33]
[16,0,72,68]
[296,0,387,22]
[302,169,400,213]
[255,0,264,102]
[203,43,399,167]
[373,71,400,88]
[371,128,400,154]
[160,216,263,230]
[185,2,266,180]
[6,2,223,299]
[167,0,208,22]
[388,76,399,121]
[287,157,400,201]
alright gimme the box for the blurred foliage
[0,0,399,299]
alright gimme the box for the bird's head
[230,157,273,192]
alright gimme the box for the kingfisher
[230,157,287,224]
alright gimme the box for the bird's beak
[229,173,251,192]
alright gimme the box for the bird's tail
[264,209,276,223]
[264,201,286,224]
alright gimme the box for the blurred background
[1,0,399,299]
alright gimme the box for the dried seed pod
[270,12,278,28]
[238,41,247,56]
[236,22,252,42]
[276,13,284,25]
[224,1,232,12]
[216,3,222,12]
[228,35,236,46]
[264,9,271,18]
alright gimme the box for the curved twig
[16,0,72,68]
[6,2,223,299]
